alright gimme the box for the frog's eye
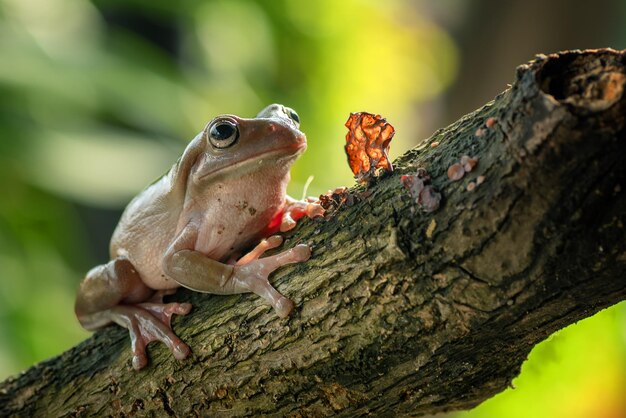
[208,119,239,149]
[287,109,300,127]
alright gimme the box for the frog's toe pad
[291,244,311,262]
[175,303,193,315]
[172,341,191,360]
[266,235,284,247]
[306,202,325,218]
[132,352,149,370]
[275,297,295,318]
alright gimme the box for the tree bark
[2,49,626,418]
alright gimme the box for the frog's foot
[109,302,192,370]
[280,202,325,232]
[233,243,311,317]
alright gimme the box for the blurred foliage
[0,0,624,417]
[0,0,456,206]
[458,303,626,418]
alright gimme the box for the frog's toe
[132,353,149,370]
[172,341,191,360]
[128,319,150,370]
[175,302,193,315]
[236,235,286,265]
[265,235,284,248]
[275,297,295,318]
[138,302,192,326]
[291,244,311,262]
[306,202,325,218]
[280,213,297,232]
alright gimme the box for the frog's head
[193,104,306,182]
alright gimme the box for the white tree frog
[75,104,322,369]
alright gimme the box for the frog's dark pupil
[213,123,235,140]
[289,110,300,123]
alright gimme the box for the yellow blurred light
[284,0,458,191]
[457,303,626,418]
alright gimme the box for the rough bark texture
[2,49,626,417]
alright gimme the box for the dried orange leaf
[344,112,395,182]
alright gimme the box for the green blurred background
[0,0,624,416]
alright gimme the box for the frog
[75,104,323,370]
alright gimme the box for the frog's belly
[194,206,277,261]
[116,199,279,290]
[110,179,181,290]
[119,218,274,291]
[134,241,179,290]
[115,233,178,290]
[111,214,178,290]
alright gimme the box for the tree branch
[2,48,626,417]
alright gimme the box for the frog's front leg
[163,231,310,318]
[75,258,192,370]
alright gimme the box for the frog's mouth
[194,141,306,182]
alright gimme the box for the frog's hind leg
[75,258,191,370]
